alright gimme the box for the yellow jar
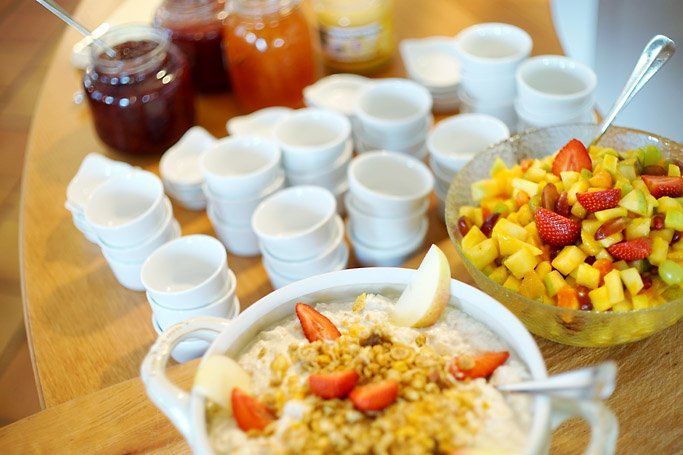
[315,0,394,74]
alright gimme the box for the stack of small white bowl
[226,107,293,140]
[200,136,285,257]
[515,55,597,131]
[160,126,217,211]
[427,114,511,218]
[346,151,433,266]
[84,170,180,291]
[353,78,433,160]
[252,186,348,289]
[454,23,532,130]
[141,235,239,362]
[66,153,132,243]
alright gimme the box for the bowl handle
[550,397,618,454]
[140,316,232,443]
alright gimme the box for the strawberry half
[552,138,592,176]
[607,238,653,261]
[449,351,510,380]
[641,175,683,198]
[534,208,581,246]
[295,303,341,342]
[231,388,275,432]
[576,188,621,213]
[349,380,399,412]
[308,370,359,399]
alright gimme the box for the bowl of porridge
[141,246,616,454]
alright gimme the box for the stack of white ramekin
[200,136,285,257]
[141,235,239,362]
[252,186,348,289]
[454,23,532,130]
[346,151,433,266]
[84,170,180,291]
[352,79,433,160]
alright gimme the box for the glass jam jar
[154,0,230,93]
[83,24,195,155]
[225,0,318,111]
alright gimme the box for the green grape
[658,260,683,285]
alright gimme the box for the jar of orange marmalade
[225,0,318,111]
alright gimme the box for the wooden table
[3,0,680,452]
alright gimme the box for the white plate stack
[346,152,433,266]
[252,186,348,289]
[160,127,217,211]
[141,235,240,363]
[201,137,285,257]
[84,170,180,291]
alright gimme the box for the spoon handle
[593,35,676,145]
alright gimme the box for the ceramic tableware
[102,250,146,291]
[454,22,532,76]
[263,240,349,289]
[303,74,372,117]
[348,217,428,266]
[160,126,217,189]
[400,37,460,90]
[151,315,212,363]
[66,152,133,212]
[285,139,352,190]
[207,205,261,257]
[226,107,293,139]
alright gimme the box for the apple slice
[193,355,251,413]
[391,244,451,327]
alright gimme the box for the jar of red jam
[154,0,230,93]
[83,24,195,155]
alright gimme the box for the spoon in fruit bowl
[592,35,675,146]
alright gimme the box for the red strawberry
[607,238,653,261]
[552,138,592,176]
[642,175,683,198]
[231,388,275,432]
[534,208,581,246]
[308,370,359,399]
[450,351,510,380]
[349,380,399,412]
[295,303,341,342]
[576,188,621,213]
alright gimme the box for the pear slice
[391,244,451,327]
[193,355,251,413]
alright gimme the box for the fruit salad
[457,138,683,312]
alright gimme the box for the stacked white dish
[454,22,532,130]
[252,186,348,289]
[515,55,598,131]
[353,78,433,160]
[141,235,240,362]
[84,170,180,291]
[201,136,285,257]
[427,114,510,218]
[346,151,433,266]
[160,127,217,211]
[65,153,133,243]
[303,74,371,118]
[226,107,293,140]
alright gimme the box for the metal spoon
[496,361,617,401]
[592,35,675,145]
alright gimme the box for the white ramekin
[160,126,216,188]
[348,217,428,267]
[263,241,349,289]
[285,139,352,191]
[454,22,532,76]
[102,250,145,291]
[207,205,261,257]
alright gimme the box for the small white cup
[160,126,216,188]
[303,74,372,116]
[141,235,230,309]
[355,114,432,150]
[226,107,293,140]
[459,71,517,103]
[252,185,337,261]
[274,108,351,173]
[66,153,133,212]
[458,89,518,130]
[201,136,281,199]
[347,151,434,217]
[102,251,145,291]
[207,205,261,257]
[264,241,349,289]
[515,99,596,130]
[349,217,428,267]
[454,23,532,76]
[151,315,211,363]
[286,139,352,190]
[85,170,166,248]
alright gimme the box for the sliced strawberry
[641,175,683,198]
[534,208,581,246]
[295,303,341,342]
[552,138,592,176]
[231,388,275,432]
[607,238,653,261]
[308,370,358,399]
[349,380,399,412]
[576,188,621,213]
[449,351,510,380]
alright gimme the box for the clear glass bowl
[446,124,683,346]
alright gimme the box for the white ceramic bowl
[515,104,597,132]
[303,74,372,116]
[85,170,166,248]
[347,151,434,217]
[274,108,351,173]
[459,89,517,130]
[251,186,337,261]
[263,241,349,289]
[151,315,212,364]
[66,153,133,212]
[171,194,208,211]
[207,205,261,257]
[285,139,352,190]
[102,250,145,291]
[355,116,430,150]
[349,217,428,267]
[459,71,517,103]
[399,36,461,90]
[201,137,282,199]
[454,22,532,76]
[141,235,230,310]
[226,107,293,140]
[160,126,217,188]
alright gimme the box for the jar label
[320,22,381,62]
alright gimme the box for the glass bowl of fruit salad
[446,123,683,346]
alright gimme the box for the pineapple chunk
[589,286,612,311]
[582,219,602,235]
[619,268,644,295]
[604,269,625,304]
[491,218,528,241]
[594,207,628,222]
[519,271,545,299]
[567,180,590,205]
[668,163,681,177]
[461,226,487,250]
[497,234,542,257]
[551,246,587,276]
[595,249,613,260]
[597,232,623,248]
[632,294,651,310]
[651,228,674,243]
[560,171,580,189]
[571,202,587,219]
[465,238,498,270]
[625,218,651,240]
[503,275,521,291]
[576,263,601,289]
[490,157,508,176]
[459,206,484,227]
[488,266,509,285]
[543,270,568,297]
[524,167,547,183]
[648,236,669,266]
[580,231,602,256]
[517,204,533,226]
[471,179,500,202]
[511,178,539,197]
[504,248,540,279]
[535,261,553,280]
[612,300,632,312]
